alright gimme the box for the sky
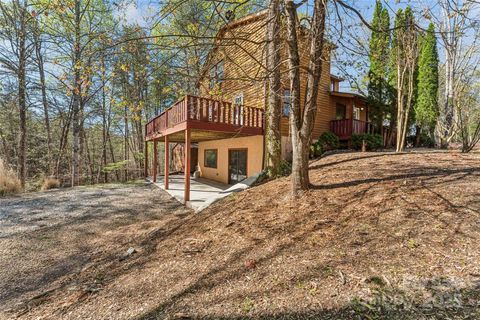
[118,0,479,93]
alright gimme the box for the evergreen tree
[367,1,390,128]
[415,23,439,134]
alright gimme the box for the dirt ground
[1,151,479,319]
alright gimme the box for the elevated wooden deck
[145,95,264,142]
[330,119,373,140]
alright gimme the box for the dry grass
[40,177,60,191]
[0,159,21,196]
[1,151,479,319]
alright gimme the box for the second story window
[209,60,224,89]
[283,89,291,116]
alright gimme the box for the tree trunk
[441,48,455,149]
[17,0,27,188]
[265,0,282,176]
[71,0,81,187]
[285,0,327,195]
[101,58,108,183]
[415,125,421,147]
[124,104,129,182]
[33,21,52,176]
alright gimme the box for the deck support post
[164,135,169,189]
[184,129,191,203]
[153,139,158,183]
[144,141,148,178]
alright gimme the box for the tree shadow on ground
[310,166,479,190]
[137,280,480,319]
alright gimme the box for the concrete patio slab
[148,175,229,211]
[148,173,262,212]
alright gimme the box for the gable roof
[197,10,337,88]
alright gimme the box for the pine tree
[415,23,439,134]
[367,1,390,129]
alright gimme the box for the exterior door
[228,149,247,184]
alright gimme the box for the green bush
[351,133,383,151]
[310,142,322,158]
[318,131,339,150]
[279,160,292,176]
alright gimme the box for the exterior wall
[330,96,368,122]
[198,135,263,184]
[197,13,335,143]
[195,12,368,168]
[198,15,267,110]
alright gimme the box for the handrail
[145,95,265,139]
[330,119,372,138]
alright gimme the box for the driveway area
[0,182,191,319]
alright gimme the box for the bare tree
[395,9,419,152]
[284,0,327,194]
[427,0,480,148]
[0,0,33,187]
[265,0,282,176]
[32,15,52,176]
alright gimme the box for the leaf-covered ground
[1,151,479,319]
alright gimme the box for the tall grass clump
[0,159,22,196]
[41,177,60,191]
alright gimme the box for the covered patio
[149,175,230,210]
[144,95,264,205]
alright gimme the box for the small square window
[204,149,218,168]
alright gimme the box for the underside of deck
[144,95,264,204]
[146,124,263,143]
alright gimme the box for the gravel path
[0,183,191,318]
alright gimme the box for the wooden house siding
[197,13,339,141]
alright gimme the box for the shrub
[0,159,22,196]
[310,132,340,158]
[41,177,60,191]
[310,142,322,158]
[318,131,340,150]
[352,133,383,151]
[279,160,292,176]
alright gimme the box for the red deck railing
[145,95,264,140]
[330,119,372,139]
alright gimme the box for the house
[144,10,372,202]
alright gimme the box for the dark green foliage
[279,160,292,176]
[368,1,391,127]
[310,143,322,158]
[352,133,383,151]
[310,132,340,158]
[318,132,340,150]
[415,23,439,132]
[266,159,292,177]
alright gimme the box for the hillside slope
[4,151,480,319]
